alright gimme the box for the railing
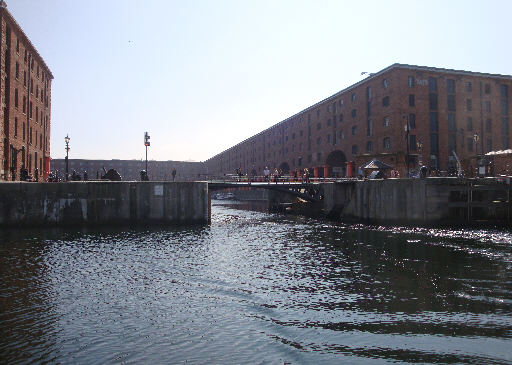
[207,175,358,184]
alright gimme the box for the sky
[8,0,512,162]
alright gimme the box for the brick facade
[0,1,53,181]
[205,64,512,178]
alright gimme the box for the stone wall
[0,181,209,226]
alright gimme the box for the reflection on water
[1,200,511,364]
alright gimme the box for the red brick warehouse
[205,64,512,178]
[0,0,53,181]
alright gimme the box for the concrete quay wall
[322,178,511,226]
[0,181,209,226]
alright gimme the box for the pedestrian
[83,170,88,181]
[264,166,270,182]
[172,168,176,182]
[34,167,39,182]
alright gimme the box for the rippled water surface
[1,201,512,364]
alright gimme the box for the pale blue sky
[8,0,512,161]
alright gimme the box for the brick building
[205,64,512,178]
[0,0,53,181]
[51,159,206,181]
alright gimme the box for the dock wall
[323,178,511,226]
[0,181,209,226]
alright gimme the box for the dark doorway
[279,162,290,174]
[326,150,347,177]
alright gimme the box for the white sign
[154,185,163,196]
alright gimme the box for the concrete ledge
[0,181,209,227]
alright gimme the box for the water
[1,201,512,364]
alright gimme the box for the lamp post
[404,116,410,178]
[64,134,70,181]
[144,132,150,173]
[417,140,423,167]
[473,133,479,176]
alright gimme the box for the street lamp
[417,140,423,167]
[404,116,410,178]
[144,131,150,173]
[64,134,70,181]
[473,133,479,176]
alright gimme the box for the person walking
[172,168,176,182]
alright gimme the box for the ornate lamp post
[473,133,479,176]
[417,140,423,167]
[404,116,410,178]
[64,134,70,181]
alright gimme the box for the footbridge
[208,180,332,202]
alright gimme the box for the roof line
[0,5,54,79]
[206,63,512,161]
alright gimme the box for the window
[327,119,331,127]
[352,145,358,155]
[352,126,358,135]
[316,109,320,118]
[429,93,438,110]
[317,122,321,130]
[485,101,491,113]
[367,87,372,99]
[466,99,472,111]
[409,113,416,128]
[30,101,33,118]
[447,95,455,111]
[307,154,312,163]
[448,134,456,153]
[351,93,356,102]
[410,135,417,151]
[485,83,491,94]
[408,76,415,87]
[292,133,295,140]
[299,130,303,137]
[447,79,455,94]
[384,116,390,127]
[383,137,391,149]
[317,153,322,162]
[409,94,415,107]
[382,96,389,107]
[448,113,456,132]
[24,49,27,62]
[487,138,492,153]
[14,89,18,108]
[15,62,19,79]
[317,137,322,145]
[383,79,389,88]
[501,84,508,98]
[429,112,438,132]
[467,138,474,152]
[36,107,39,122]
[351,109,356,118]
[367,119,373,136]
[22,96,26,113]
[430,134,439,154]
[14,118,18,137]
[16,37,20,53]
[428,77,437,92]
[339,114,343,123]
[23,71,27,87]
[486,119,492,132]
[467,116,473,131]
[327,105,331,113]
[36,85,39,98]
[465,82,472,92]
[31,79,34,94]
[340,130,344,139]
[327,134,331,143]
[366,141,373,152]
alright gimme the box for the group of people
[261,166,311,183]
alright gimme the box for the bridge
[208,179,354,202]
